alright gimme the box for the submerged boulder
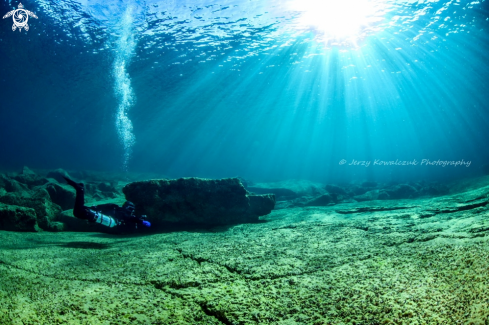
[0,192,62,230]
[13,166,50,188]
[303,192,353,206]
[2,177,29,194]
[305,194,335,206]
[325,184,349,196]
[419,184,449,197]
[41,182,76,211]
[385,184,418,199]
[0,203,40,232]
[354,189,390,202]
[123,178,275,227]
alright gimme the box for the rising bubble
[113,7,136,171]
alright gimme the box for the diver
[63,176,151,229]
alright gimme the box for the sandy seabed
[1,182,489,324]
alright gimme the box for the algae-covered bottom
[1,183,489,324]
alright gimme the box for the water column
[113,7,136,171]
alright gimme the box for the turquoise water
[0,0,488,183]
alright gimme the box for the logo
[3,3,37,32]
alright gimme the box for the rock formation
[123,177,275,227]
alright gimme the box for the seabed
[1,178,489,324]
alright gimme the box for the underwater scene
[1,0,489,323]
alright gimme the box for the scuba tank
[91,210,118,228]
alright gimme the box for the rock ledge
[123,177,275,226]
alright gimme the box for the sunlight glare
[288,0,387,47]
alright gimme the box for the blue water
[0,0,488,183]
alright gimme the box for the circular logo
[13,9,28,28]
[2,3,38,32]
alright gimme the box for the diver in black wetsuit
[63,176,151,229]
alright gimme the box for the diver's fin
[63,176,84,191]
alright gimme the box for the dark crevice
[426,201,488,214]
[151,281,229,325]
[271,225,298,230]
[177,248,245,277]
[180,252,207,266]
[176,251,326,280]
[198,303,233,325]
[2,259,229,323]
[252,268,322,281]
[463,196,488,203]
[452,201,488,211]
[352,225,369,231]
[468,226,489,233]
[166,248,344,283]
[336,206,417,214]
[221,263,243,276]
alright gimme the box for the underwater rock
[236,176,252,188]
[352,182,448,202]
[97,182,118,193]
[350,182,379,196]
[274,200,292,209]
[349,185,370,196]
[273,196,312,209]
[123,177,275,226]
[247,186,298,200]
[354,189,390,202]
[1,177,29,193]
[419,183,449,197]
[13,166,50,187]
[96,182,121,200]
[303,193,353,207]
[30,187,52,200]
[13,166,36,183]
[248,194,276,215]
[48,221,65,232]
[385,184,418,199]
[336,205,415,214]
[304,194,335,206]
[0,203,40,231]
[80,182,120,202]
[41,182,76,211]
[0,193,62,230]
[377,190,392,200]
[325,184,349,196]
